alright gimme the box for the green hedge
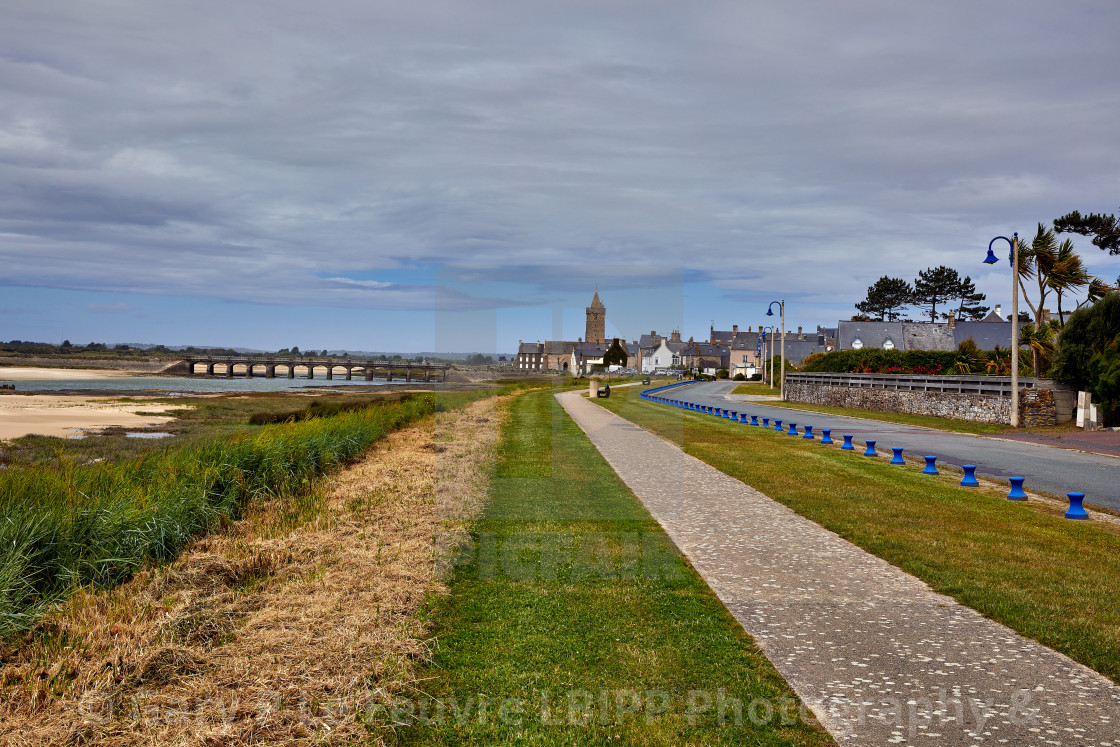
[801,349,963,375]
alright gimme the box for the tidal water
[6,375,399,395]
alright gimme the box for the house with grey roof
[837,309,1012,353]
[515,341,545,371]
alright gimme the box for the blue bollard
[803,425,814,439]
[740,413,749,423]
[960,465,979,487]
[762,417,770,427]
[727,410,736,419]
[820,429,833,445]
[841,434,854,450]
[923,456,939,475]
[1007,477,1028,501]
[863,440,877,457]
[773,419,783,431]
[788,422,798,435]
[1065,492,1089,520]
[750,414,759,426]
[890,447,904,465]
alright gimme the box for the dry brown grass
[0,396,501,746]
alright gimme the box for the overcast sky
[2,1,1118,353]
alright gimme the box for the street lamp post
[759,325,774,389]
[984,233,1020,427]
[767,301,786,400]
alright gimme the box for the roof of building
[775,339,830,365]
[588,290,604,309]
[574,341,610,356]
[517,341,543,355]
[952,321,1013,350]
[543,340,577,354]
[685,342,730,356]
[900,322,956,351]
[836,321,904,350]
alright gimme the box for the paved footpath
[557,391,1120,746]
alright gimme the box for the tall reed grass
[0,390,494,637]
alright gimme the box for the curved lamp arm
[985,232,1018,267]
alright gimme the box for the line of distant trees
[0,340,243,357]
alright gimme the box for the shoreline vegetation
[0,393,505,745]
[0,387,512,639]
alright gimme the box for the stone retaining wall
[785,381,1012,424]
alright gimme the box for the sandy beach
[0,393,186,440]
[0,366,136,381]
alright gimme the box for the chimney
[732,324,738,337]
[1041,309,1051,324]
[670,330,681,343]
[797,325,803,340]
[947,310,956,330]
[994,304,1002,318]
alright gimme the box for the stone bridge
[181,356,450,382]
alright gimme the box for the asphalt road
[657,380,1120,512]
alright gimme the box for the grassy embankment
[400,388,834,745]
[731,382,779,397]
[0,388,502,637]
[597,386,1120,683]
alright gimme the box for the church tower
[585,290,606,344]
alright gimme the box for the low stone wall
[1020,388,1058,427]
[785,381,1012,424]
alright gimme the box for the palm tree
[1015,224,1059,373]
[1078,278,1117,309]
[1046,238,1092,326]
[1017,322,1055,376]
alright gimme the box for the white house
[642,338,687,373]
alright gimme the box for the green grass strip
[396,388,834,745]
[597,386,1120,684]
[0,389,498,637]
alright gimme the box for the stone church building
[514,291,616,372]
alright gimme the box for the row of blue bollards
[638,387,1092,521]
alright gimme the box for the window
[883,338,895,350]
[852,338,863,349]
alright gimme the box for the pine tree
[911,266,961,322]
[1054,207,1120,255]
[955,275,990,321]
[855,276,912,321]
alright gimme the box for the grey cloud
[1,0,1118,322]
